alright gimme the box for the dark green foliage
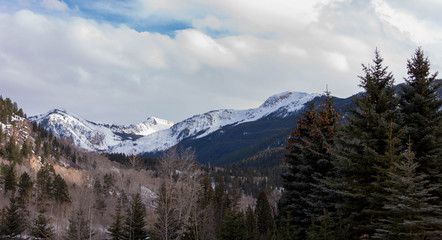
[107,197,125,240]
[214,177,228,227]
[245,206,258,240]
[65,206,93,240]
[124,193,148,240]
[1,163,17,194]
[154,182,179,240]
[373,147,442,239]
[36,164,55,201]
[6,136,21,163]
[0,196,26,239]
[216,211,246,240]
[21,141,30,159]
[279,91,339,234]
[17,171,33,205]
[255,191,274,236]
[52,174,71,204]
[399,47,442,200]
[332,49,399,237]
[30,208,55,240]
[306,209,338,240]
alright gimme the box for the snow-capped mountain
[109,91,319,154]
[31,91,319,155]
[29,109,174,152]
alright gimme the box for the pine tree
[255,191,274,236]
[373,143,442,239]
[399,47,442,200]
[2,163,16,194]
[17,171,33,206]
[107,197,125,240]
[36,164,55,201]
[1,196,26,239]
[6,136,20,163]
[213,177,227,228]
[65,205,93,240]
[279,91,339,234]
[52,174,71,204]
[30,208,55,240]
[332,49,399,237]
[154,182,179,240]
[124,193,148,240]
[245,206,258,240]
[306,209,338,240]
[216,210,246,240]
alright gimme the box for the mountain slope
[29,109,174,152]
[31,92,319,158]
[108,91,319,154]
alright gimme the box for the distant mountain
[30,92,320,159]
[29,109,174,152]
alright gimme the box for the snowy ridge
[109,91,319,154]
[31,91,319,155]
[29,109,174,152]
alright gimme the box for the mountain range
[30,91,349,165]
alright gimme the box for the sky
[1,0,442,125]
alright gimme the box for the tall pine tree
[399,47,442,200]
[332,49,399,237]
[124,193,148,240]
[279,90,339,235]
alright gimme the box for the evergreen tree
[6,136,20,163]
[399,47,442,200]
[245,206,258,240]
[213,177,227,228]
[373,144,442,239]
[255,191,274,236]
[279,90,339,234]
[17,171,33,206]
[36,164,55,201]
[30,208,55,240]
[154,182,179,240]
[216,210,246,240]
[107,197,125,240]
[52,174,71,204]
[332,49,399,237]
[1,196,26,239]
[21,141,30,159]
[124,193,148,240]
[1,163,16,194]
[306,209,338,240]
[65,205,93,240]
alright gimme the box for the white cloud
[40,0,68,11]
[0,0,441,124]
[372,0,442,45]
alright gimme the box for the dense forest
[0,47,441,240]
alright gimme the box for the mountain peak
[261,91,310,108]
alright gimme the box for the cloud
[372,0,442,45]
[40,0,68,11]
[0,0,441,124]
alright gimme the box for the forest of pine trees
[278,48,441,239]
[0,47,440,240]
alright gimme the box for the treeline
[276,48,441,239]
